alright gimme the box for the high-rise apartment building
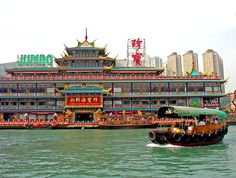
[183,50,199,75]
[145,55,163,68]
[166,52,182,76]
[203,49,225,92]
[116,59,128,67]
[203,49,224,79]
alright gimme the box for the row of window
[112,85,221,93]
[1,100,64,106]
[0,83,222,94]
[104,98,219,108]
[72,50,99,58]
[104,98,187,108]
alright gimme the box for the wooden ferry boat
[98,112,159,129]
[148,106,228,146]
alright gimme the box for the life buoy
[202,134,208,141]
[173,133,182,142]
[181,134,189,143]
[200,132,205,137]
[157,135,167,144]
[148,131,156,141]
[192,134,199,142]
[208,132,212,137]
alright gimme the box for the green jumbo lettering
[16,54,53,66]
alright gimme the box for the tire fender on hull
[148,131,156,142]
[173,133,182,142]
[157,135,167,144]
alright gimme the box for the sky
[0,0,235,92]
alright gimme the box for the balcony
[0,73,221,82]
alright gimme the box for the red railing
[0,120,98,127]
[0,74,221,81]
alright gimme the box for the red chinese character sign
[131,52,142,65]
[66,96,102,107]
[131,38,143,50]
[127,38,146,67]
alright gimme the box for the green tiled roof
[112,67,163,71]
[158,105,227,120]
[62,86,104,93]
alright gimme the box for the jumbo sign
[16,54,53,66]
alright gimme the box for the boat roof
[158,105,228,120]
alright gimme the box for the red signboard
[66,96,102,107]
[129,38,144,66]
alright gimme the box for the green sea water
[0,126,236,178]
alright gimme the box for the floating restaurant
[0,32,226,122]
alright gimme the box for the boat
[98,113,159,129]
[148,106,228,146]
[98,121,158,129]
[0,121,26,129]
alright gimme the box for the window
[133,83,150,93]
[10,88,17,93]
[104,100,112,107]
[160,100,166,105]
[114,100,122,107]
[169,99,177,105]
[151,100,157,105]
[37,88,46,93]
[142,100,150,105]
[152,83,168,93]
[177,99,186,106]
[132,101,139,105]
[39,102,46,105]
[20,102,27,105]
[11,102,17,105]
[29,88,36,93]
[18,88,26,93]
[0,88,7,93]
[170,83,186,93]
[123,100,130,105]
[188,83,204,93]
[205,87,212,92]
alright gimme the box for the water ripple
[0,128,236,177]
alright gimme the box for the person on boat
[24,112,29,122]
[183,121,188,131]
[198,119,206,125]
[214,118,219,124]
[53,113,58,122]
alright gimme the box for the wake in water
[146,143,181,148]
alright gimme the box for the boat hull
[148,126,228,147]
